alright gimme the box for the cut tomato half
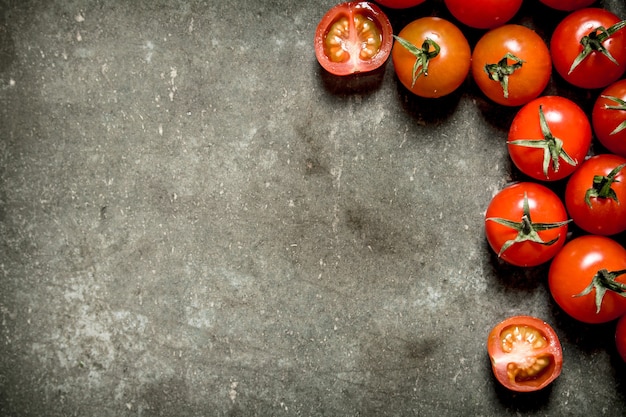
[487,316,563,392]
[314,1,393,76]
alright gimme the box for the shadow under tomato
[318,64,387,96]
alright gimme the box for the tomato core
[500,325,551,383]
[324,14,383,63]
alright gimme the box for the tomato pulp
[487,316,563,392]
[314,2,393,76]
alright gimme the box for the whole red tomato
[471,25,551,106]
[314,2,393,76]
[508,96,592,181]
[565,154,626,236]
[550,8,626,89]
[444,0,522,29]
[485,182,570,267]
[538,0,596,11]
[592,79,626,158]
[375,0,426,8]
[616,315,626,362]
[487,316,563,392]
[549,235,626,324]
[392,17,470,98]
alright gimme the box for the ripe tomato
[485,182,570,267]
[616,315,626,362]
[314,2,393,76]
[508,96,592,181]
[443,0,522,29]
[549,235,626,324]
[592,79,626,158]
[487,316,563,392]
[375,0,426,8]
[565,154,626,236]
[471,25,551,106]
[391,17,470,98]
[550,8,626,89]
[538,0,596,11]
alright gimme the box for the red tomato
[508,96,592,181]
[548,235,626,324]
[487,316,563,392]
[391,17,470,98]
[485,182,570,267]
[550,8,626,89]
[471,25,551,106]
[375,0,426,8]
[616,315,626,362]
[314,2,393,76]
[592,79,626,158]
[538,0,596,11]
[444,0,522,29]
[565,154,626,236]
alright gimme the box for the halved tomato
[487,316,563,392]
[314,2,393,76]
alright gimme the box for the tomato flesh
[488,316,562,392]
[315,2,393,76]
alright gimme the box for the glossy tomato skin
[375,0,426,8]
[314,2,393,76]
[472,25,551,106]
[485,182,569,267]
[551,8,626,89]
[487,316,563,392]
[444,0,522,29]
[508,96,592,181]
[616,315,626,362]
[538,0,596,11]
[392,17,470,98]
[565,154,626,236]
[592,79,626,158]
[549,236,626,324]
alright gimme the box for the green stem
[484,53,525,99]
[568,20,626,75]
[393,36,440,87]
[585,163,626,207]
[601,95,626,135]
[574,268,626,314]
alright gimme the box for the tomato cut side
[487,316,563,392]
[315,2,393,76]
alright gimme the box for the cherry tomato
[375,0,426,8]
[471,25,551,106]
[592,79,626,158]
[565,154,626,236]
[444,0,522,29]
[549,235,626,324]
[485,182,570,267]
[314,2,393,76]
[616,315,626,362]
[508,96,592,181]
[487,316,563,392]
[538,0,596,11]
[392,17,470,98]
[550,8,626,89]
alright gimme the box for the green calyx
[584,163,626,207]
[484,53,525,99]
[507,105,578,178]
[486,192,571,257]
[569,20,626,75]
[601,95,626,135]
[393,35,441,87]
[574,268,626,314]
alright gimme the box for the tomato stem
[574,268,626,314]
[568,20,626,75]
[486,192,571,257]
[507,105,578,178]
[484,53,525,99]
[585,163,626,207]
[601,95,626,135]
[393,36,440,87]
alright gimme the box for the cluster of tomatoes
[314,0,626,393]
